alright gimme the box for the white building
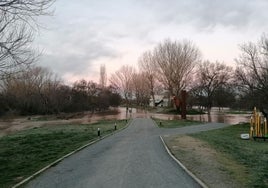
[149,90,170,107]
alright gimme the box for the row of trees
[110,40,201,108]
[0,66,121,115]
[110,36,268,113]
[1,35,267,115]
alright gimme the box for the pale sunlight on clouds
[34,0,268,83]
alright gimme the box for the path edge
[159,135,208,188]
[12,120,132,188]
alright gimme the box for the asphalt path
[26,118,229,188]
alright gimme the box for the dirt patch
[164,135,247,188]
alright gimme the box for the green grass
[0,119,127,188]
[153,118,203,128]
[191,123,268,187]
[155,108,205,115]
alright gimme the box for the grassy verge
[0,119,127,188]
[191,123,268,187]
[153,118,203,128]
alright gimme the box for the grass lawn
[0,119,127,188]
[155,108,205,115]
[191,123,268,187]
[153,118,203,128]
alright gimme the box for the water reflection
[152,111,251,125]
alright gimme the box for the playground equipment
[250,107,268,140]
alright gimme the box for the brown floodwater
[97,107,251,124]
[0,107,251,137]
[115,107,251,125]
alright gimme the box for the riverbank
[0,109,123,137]
[0,107,251,137]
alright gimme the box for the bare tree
[2,66,61,114]
[0,0,55,79]
[99,64,107,88]
[132,72,151,106]
[71,79,99,111]
[153,39,201,105]
[109,65,135,108]
[138,51,158,106]
[192,61,233,113]
[235,35,268,109]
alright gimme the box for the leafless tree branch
[0,0,55,79]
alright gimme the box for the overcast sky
[34,0,268,84]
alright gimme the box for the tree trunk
[180,90,187,119]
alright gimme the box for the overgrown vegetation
[0,120,127,188]
[191,123,268,187]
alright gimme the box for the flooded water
[114,107,251,125]
[0,107,251,137]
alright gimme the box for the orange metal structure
[250,107,268,140]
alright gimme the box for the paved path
[26,118,229,188]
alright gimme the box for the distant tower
[99,64,107,88]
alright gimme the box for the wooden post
[265,118,267,137]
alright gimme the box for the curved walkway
[26,118,229,188]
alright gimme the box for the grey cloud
[36,27,117,77]
[138,0,268,31]
[35,0,268,83]
[39,48,114,76]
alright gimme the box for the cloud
[35,6,119,80]
[34,0,268,84]
[138,0,268,31]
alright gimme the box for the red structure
[172,90,187,119]
[172,96,180,110]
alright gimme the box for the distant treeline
[0,67,121,116]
